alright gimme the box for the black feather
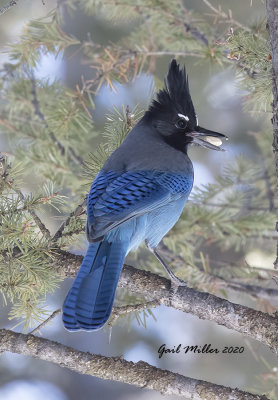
[146,59,196,120]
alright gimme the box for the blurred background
[0,0,277,399]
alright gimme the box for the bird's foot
[146,244,187,287]
[167,270,187,288]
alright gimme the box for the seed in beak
[204,136,223,147]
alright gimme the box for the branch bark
[0,329,269,400]
[54,250,278,356]
[266,0,278,268]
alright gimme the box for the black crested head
[142,59,227,153]
[144,59,197,152]
[148,59,196,120]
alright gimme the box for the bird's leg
[146,242,187,287]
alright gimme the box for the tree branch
[0,329,269,400]
[266,0,278,269]
[54,250,278,356]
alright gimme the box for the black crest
[146,59,196,121]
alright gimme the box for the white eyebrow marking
[178,113,189,121]
[196,114,199,126]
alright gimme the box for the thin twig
[51,198,87,243]
[0,157,51,238]
[29,302,159,335]
[29,309,61,335]
[0,329,269,400]
[202,0,252,32]
[222,279,278,299]
[0,0,18,16]
[30,75,84,166]
[139,50,205,57]
[30,76,65,155]
[0,118,18,132]
[83,49,205,66]
[108,300,160,327]
[68,147,84,165]
[103,0,210,47]
[183,23,209,46]
[82,48,205,92]
[81,49,205,68]
[15,188,51,239]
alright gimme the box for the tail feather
[62,241,127,331]
[62,243,101,331]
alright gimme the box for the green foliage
[83,105,144,184]
[0,69,95,195]
[224,29,272,112]
[132,308,157,329]
[8,10,79,67]
[0,156,64,328]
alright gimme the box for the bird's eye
[175,118,187,129]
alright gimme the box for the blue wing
[86,170,193,242]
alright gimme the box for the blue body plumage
[63,59,226,331]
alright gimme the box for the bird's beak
[188,126,228,151]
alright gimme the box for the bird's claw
[169,274,187,288]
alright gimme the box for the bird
[62,59,227,331]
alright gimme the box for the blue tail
[63,240,127,331]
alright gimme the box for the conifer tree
[0,1,277,399]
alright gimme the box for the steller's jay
[63,59,227,331]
